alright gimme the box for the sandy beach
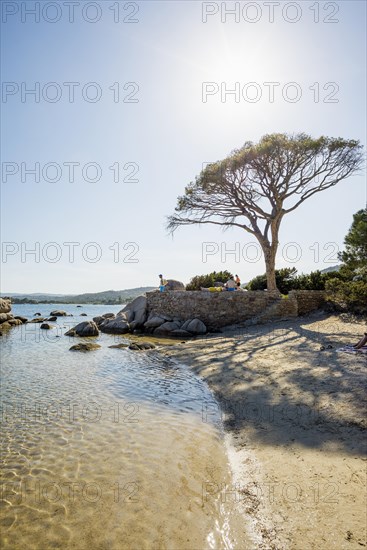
[160,312,367,550]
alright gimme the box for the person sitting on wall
[235,274,241,289]
[225,276,236,291]
[159,274,167,292]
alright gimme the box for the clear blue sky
[1,0,366,293]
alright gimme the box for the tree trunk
[264,246,278,291]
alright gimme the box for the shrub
[186,270,233,290]
[325,278,367,314]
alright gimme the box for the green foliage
[246,267,342,294]
[186,270,233,291]
[246,267,298,293]
[325,278,367,314]
[338,208,367,270]
[325,208,367,314]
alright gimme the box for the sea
[0,303,250,549]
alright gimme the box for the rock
[40,323,54,330]
[34,312,42,316]
[99,318,130,334]
[119,295,147,327]
[144,316,166,329]
[64,329,76,337]
[0,322,12,330]
[170,329,193,337]
[181,319,192,331]
[76,305,82,307]
[128,342,156,351]
[164,279,185,291]
[153,321,181,335]
[0,298,12,314]
[14,316,28,323]
[65,321,99,337]
[108,343,129,349]
[80,313,88,316]
[50,310,68,317]
[0,313,11,324]
[28,317,46,323]
[129,320,145,331]
[70,343,101,352]
[8,319,22,326]
[46,316,57,322]
[185,318,207,335]
[102,313,115,319]
[93,316,105,326]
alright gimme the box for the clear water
[0,304,249,549]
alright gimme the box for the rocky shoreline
[0,292,208,350]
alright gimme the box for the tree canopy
[168,133,364,290]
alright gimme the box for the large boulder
[50,310,68,317]
[0,313,13,324]
[65,321,99,337]
[102,313,115,319]
[8,319,22,326]
[144,315,166,329]
[99,318,130,334]
[118,295,147,328]
[153,321,181,336]
[14,316,28,324]
[182,318,207,335]
[0,298,12,314]
[164,280,185,291]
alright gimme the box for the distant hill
[4,287,155,305]
[320,265,341,273]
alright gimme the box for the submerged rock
[128,342,156,350]
[40,323,54,330]
[108,343,129,349]
[50,310,68,317]
[69,343,101,352]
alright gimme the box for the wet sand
[160,312,367,549]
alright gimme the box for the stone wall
[146,290,326,330]
[289,290,326,316]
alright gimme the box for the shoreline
[159,312,367,549]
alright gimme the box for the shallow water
[0,304,249,549]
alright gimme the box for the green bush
[325,278,367,314]
[246,268,342,294]
[186,270,233,290]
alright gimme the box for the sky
[1,0,366,293]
